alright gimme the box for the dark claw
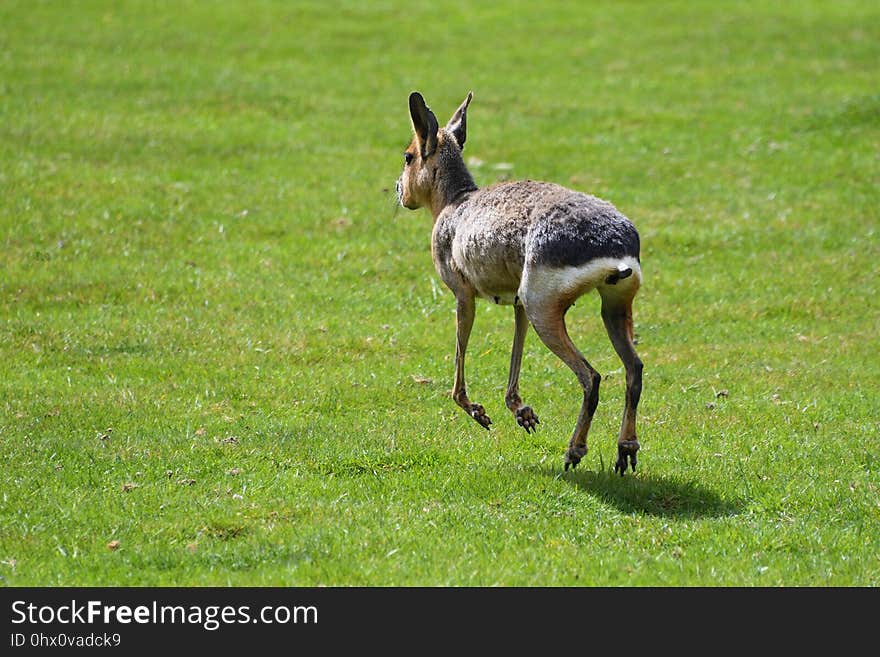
[564,444,586,471]
[469,404,492,430]
[516,406,540,434]
[615,439,640,476]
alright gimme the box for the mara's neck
[430,163,478,221]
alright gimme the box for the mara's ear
[446,91,473,149]
[409,92,439,159]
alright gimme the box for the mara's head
[396,91,474,214]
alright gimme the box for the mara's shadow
[534,465,742,519]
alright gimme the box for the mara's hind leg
[505,303,539,433]
[525,299,601,470]
[600,293,643,475]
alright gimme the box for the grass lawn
[1,0,878,586]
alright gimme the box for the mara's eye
[404,152,414,165]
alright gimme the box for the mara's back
[441,180,640,272]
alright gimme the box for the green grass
[1,0,878,585]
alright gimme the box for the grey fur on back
[448,180,640,268]
[432,178,639,304]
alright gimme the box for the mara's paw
[515,406,539,434]
[467,403,492,430]
[564,444,587,471]
[614,439,640,476]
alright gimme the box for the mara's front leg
[505,303,539,433]
[452,292,492,429]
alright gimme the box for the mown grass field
[1,0,878,585]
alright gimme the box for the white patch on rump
[519,256,642,307]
